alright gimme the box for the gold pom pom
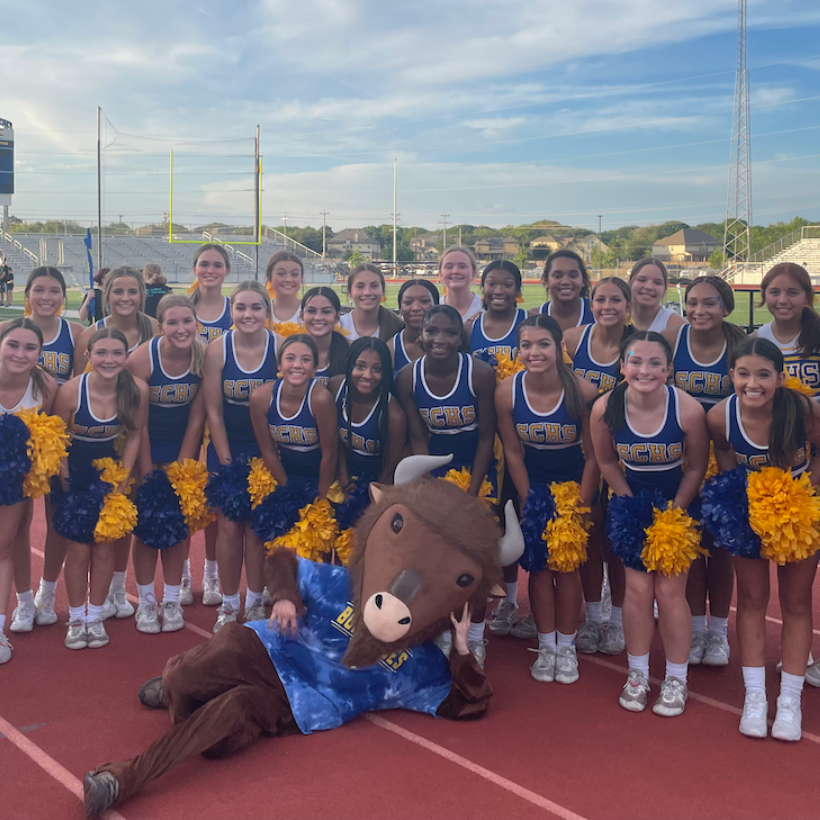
[166,459,215,534]
[272,322,306,338]
[17,410,69,498]
[441,467,494,503]
[543,481,592,573]
[92,457,133,492]
[493,351,526,384]
[783,374,815,396]
[94,492,138,543]
[247,458,277,509]
[704,442,719,482]
[642,504,705,576]
[334,528,356,566]
[266,498,340,563]
[747,467,820,565]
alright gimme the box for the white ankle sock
[183,559,191,578]
[467,621,485,643]
[503,581,518,606]
[691,614,708,634]
[39,578,57,596]
[137,584,156,606]
[666,659,688,684]
[204,560,218,579]
[87,603,104,623]
[16,589,34,607]
[557,631,576,650]
[0,614,6,633]
[110,571,126,593]
[245,589,262,608]
[609,606,623,627]
[742,665,766,696]
[68,605,85,623]
[538,630,556,650]
[585,601,603,623]
[163,584,180,604]
[223,592,240,611]
[781,670,804,703]
[628,652,650,680]
[708,615,729,636]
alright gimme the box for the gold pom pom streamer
[493,351,525,384]
[265,498,339,563]
[271,321,307,338]
[248,457,277,508]
[16,410,69,499]
[441,466,494,504]
[641,503,704,577]
[165,458,215,534]
[334,527,356,567]
[543,481,592,573]
[91,457,137,543]
[783,374,815,397]
[747,467,820,565]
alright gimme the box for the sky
[3,0,820,235]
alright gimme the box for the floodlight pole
[393,158,397,272]
[96,107,103,271]
[254,124,260,280]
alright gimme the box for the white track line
[0,713,128,820]
[366,714,590,820]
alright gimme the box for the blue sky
[3,0,820,234]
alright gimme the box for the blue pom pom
[606,491,663,572]
[519,484,556,573]
[134,470,188,550]
[0,414,32,506]
[251,477,316,542]
[205,459,252,522]
[334,477,371,531]
[701,466,761,559]
[52,465,109,544]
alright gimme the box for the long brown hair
[301,287,349,377]
[760,263,820,356]
[101,267,155,344]
[190,244,231,306]
[155,294,206,377]
[0,317,49,399]
[684,276,746,356]
[347,264,403,341]
[86,327,141,431]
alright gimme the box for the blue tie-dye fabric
[244,558,453,734]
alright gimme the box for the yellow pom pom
[542,481,592,573]
[493,351,526,384]
[642,503,704,576]
[266,281,276,300]
[747,467,820,565]
[704,442,719,482]
[17,410,69,498]
[267,498,339,563]
[783,374,815,396]
[166,459,215,534]
[334,528,356,566]
[94,492,138,543]
[92,457,133,491]
[441,467,494,503]
[247,458,277,508]
[272,322,306,338]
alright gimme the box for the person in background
[628,258,686,334]
[439,246,483,323]
[0,258,9,307]
[79,269,110,326]
[531,251,594,333]
[142,264,173,319]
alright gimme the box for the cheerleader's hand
[269,599,298,636]
[450,602,471,656]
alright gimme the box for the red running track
[1,498,819,820]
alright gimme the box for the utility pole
[440,213,451,250]
[254,125,261,280]
[320,210,329,268]
[598,215,603,268]
[96,106,103,272]
[392,158,398,274]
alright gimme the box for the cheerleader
[707,338,820,740]
[126,296,206,634]
[496,316,599,683]
[467,261,527,360]
[564,277,632,656]
[754,262,820,393]
[628,258,686,334]
[54,328,148,650]
[328,337,406,486]
[203,281,277,632]
[589,332,709,716]
[12,269,83,630]
[530,251,594,333]
[188,244,231,605]
[250,335,337,501]
[439,245,483,323]
[301,287,349,384]
[389,279,439,379]
[662,277,746,668]
[395,305,497,665]
[266,251,304,325]
[0,319,58,663]
[339,264,403,342]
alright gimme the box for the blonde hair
[101,266,155,343]
[230,280,272,317]
[156,294,206,376]
[142,263,166,285]
[438,244,478,275]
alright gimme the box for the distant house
[409,233,440,261]
[530,235,572,252]
[473,236,520,263]
[652,229,721,263]
[575,235,609,264]
[327,229,380,260]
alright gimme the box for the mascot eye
[456,573,475,588]
[391,513,403,534]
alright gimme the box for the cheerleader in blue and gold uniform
[663,276,746,669]
[300,287,349,385]
[530,251,594,333]
[396,304,497,664]
[496,315,599,684]
[204,281,277,632]
[189,244,232,344]
[127,295,206,635]
[590,331,709,717]
[467,261,527,361]
[389,279,439,379]
[706,338,820,741]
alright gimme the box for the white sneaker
[86,619,110,649]
[488,601,519,636]
[467,638,487,669]
[10,602,35,633]
[555,646,580,684]
[575,620,602,654]
[179,575,194,607]
[135,602,161,634]
[262,586,273,606]
[529,646,556,682]
[434,630,452,659]
[600,622,626,655]
[213,603,237,634]
[805,658,820,688]
[65,619,88,650]
[34,588,58,625]
[510,613,537,639]
[105,588,135,620]
[652,676,688,717]
[160,601,185,632]
[703,633,730,667]
[619,670,650,712]
[244,601,267,622]
[202,576,222,607]
[0,632,12,663]
[739,692,768,738]
[689,631,708,665]
[772,695,802,742]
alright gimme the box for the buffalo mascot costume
[83,455,525,816]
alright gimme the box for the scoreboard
[0,118,13,206]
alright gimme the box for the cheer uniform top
[393,331,415,380]
[645,306,678,334]
[469,308,527,360]
[272,307,301,325]
[672,325,732,409]
[0,378,42,414]
[338,312,379,342]
[571,324,619,393]
[443,293,484,323]
[539,298,594,327]
[512,371,584,485]
[757,322,820,395]
[314,365,330,386]
[267,378,322,478]
[68,373,121,472]
[612,385,685,500]
[94,317,141,354]
[336,379,383,479]
[725,394,809,477]
[196,296,232,344]
[207,330,278,471]
[147,337,201,464]
[39,318,75,385]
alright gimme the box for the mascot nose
[363,592,412,643]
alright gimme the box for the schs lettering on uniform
[573,367,617,393]
[615,442,683,465]
[786,359,820,391]
[484,343,515,359]
[270,424,319,447]
[674,371,731,398]
[340,428,378,454]
[41,351,71,379]
[224,377,266,401]
[516,421,578,446]
[419,404,477,429]
[202,326,224,344]
[149,383,199,405]
[72,422,120,439]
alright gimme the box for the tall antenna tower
[723,0,752,273]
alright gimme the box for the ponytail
[799,306,820,357]
[770,387,812,468]
[115,370,141,431]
